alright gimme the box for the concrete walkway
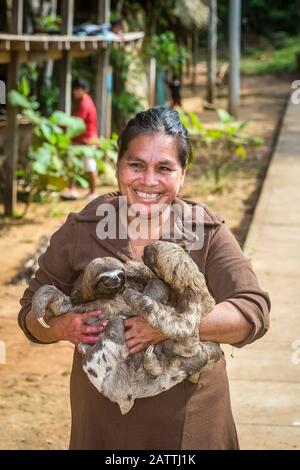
[223,96,300,449]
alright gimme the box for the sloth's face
[93,267,125,297]
[84,258,126,298]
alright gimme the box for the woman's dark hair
[117,106,192,168]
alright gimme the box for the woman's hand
[50,310,107,351]
[124,316,166,355]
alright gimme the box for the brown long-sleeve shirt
[18,192,270,449]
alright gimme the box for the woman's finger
[126,338,142,349]
[82,325,106,335]
[81,334,103,344]
[129,344,145,355]
[124,317,137,328]
[82,310,102,319]
[124,329,135,341]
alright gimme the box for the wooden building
[0,0,144,216]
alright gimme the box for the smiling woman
[18,106,271,450]
[116,106,190,213]
[116,107,190,257]
[117,134,185,208]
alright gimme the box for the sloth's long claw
[37,317,50,328]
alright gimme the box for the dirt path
[0,73,291,449]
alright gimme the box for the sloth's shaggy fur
[32,241,222,414]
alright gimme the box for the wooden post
[186,33,193,81]
[95,0,110,137]
[4,0,23,216]
[98,0,110,23]
[207,0,217,104]
[11,0,24,33]
[192,30,199,89]
[58,0,74,115]
[106,64,112,137]
[228,0,241,117]
[148,57,156,106]
[45,0,58,83]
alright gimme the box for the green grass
[241,35,300,75]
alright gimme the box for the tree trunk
[207,0,217,104]
[228,0,241,117]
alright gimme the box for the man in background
[62,78,98,200]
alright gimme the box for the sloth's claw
[37,317,50,328]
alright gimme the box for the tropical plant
[8,82,117,203]
[144,31,189,72]
[19,62,59,116]
[179,108,264,186]
[36,15,61,32]
[112,90,142,124]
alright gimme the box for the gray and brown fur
[32,242,222,414]
[82,315,217,415]
[123,241,222,382]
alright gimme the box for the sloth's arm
[123,288,198,341]
[32,285,73,326]
[125,260,156,287]
[143,279,169,304]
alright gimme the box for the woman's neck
[127,205,171,259]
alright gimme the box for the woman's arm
[199,301,252,344]
[205,222,271,348]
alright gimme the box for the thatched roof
[172,0,209,30]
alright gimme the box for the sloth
[32,241,222,414]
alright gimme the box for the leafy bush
[112,90,142,122]
[35,15,61,33]
[19,63,59,116]
[179,109,263,186]
[241,35,300,75]
[144,31,189,72]
[8,82,117,200]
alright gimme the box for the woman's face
[116,133,186,215]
